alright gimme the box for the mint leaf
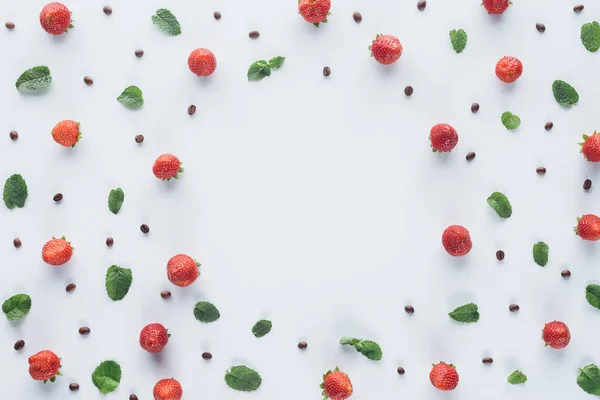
[252,320,272,338]
[339,337,361,346]
[581,21,600,52]
[487,191,512,218]
[508,370,527,385]
[552,80,579,107]
[105,265,132,301]
[117,86,144,109]
[108,188,124,214]
[15,66,52,91]
[578,364,600,395]
[91,360,121,394]
[501,111,521,130]
[533,241,549,266]
[449,303,479,323]
[225,365,262,392]
[152,8,181,35]
[2,294,31,321]
[193,301,220,323]
[449,29,467,53]
[247,60,271,81]
[586,284,600,310]
[3,174,28,209]
[268,56,285,69]
[340,337,383,360]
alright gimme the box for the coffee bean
[574,4,584,12]
[135,49,144,58]
[545,121,553,130]
[135,134,144,143]
[202,352,212,360]
[5,21,15,30]
[466,151,476,161]
[397,367,406,375]
[323,66,331,77]
[482,357,493,364]
[536,23,546,32]
[417,0,427,11]
[353,11,362,23]
[471,103,480,113]
[106,237,114,247]
[14,340,25,351]
[404,305,414,314]
[188,105,196,115]
[584,179,592,190]
[13,238,21,248]
[496,250,505,261]
[84,76,94,85]
[53,193,63,202]
[140,224,150,234]
[214,11,222,20]
[79,326,91,335]
[10,131,18,140]
[161,290,171,299]
[103,5,112,15]
[561,269,571,278]
[130,395,138,400]
[249,30,260,39]
[298,341,308,349]
[509,304,520,312]
[404,86,414,96]
[69,383,80,391]
[66,283,76,292]
[536,166,546,175]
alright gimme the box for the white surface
[1,0,600,398]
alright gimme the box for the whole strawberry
[430,123,458,152]
[320,367,353,400]
[154,378,183,400]
[28,350,61,382]
[42,237,73,266]
[188,48,217,77]
[483,0,510,14]
[298,0,331,26]
[495,56,523,83]
[153,154,183,180]
[442,225,472,256]
[40,2,73,35]
[580,132,600,162]
[167,254,200,287]
[140,323,170,353]
[575,214,600,241]
[543,321,571,349]
[370,34,403,65]
[430,362,459,391]
[52,120,81,147]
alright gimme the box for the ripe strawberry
[140,323,170,353]
[40,2,73,35]
[495,56,523,83]
[574,214,600,241]
[51,120,81,147]
[482,0,510,14]
[442,225,472,256]
[320,367,353,400]
[298,0,331,26]
[153,378,183,400]
[543,321,571,349]
[429,362,459,391]
[430,123,458,152]
[42,237,73,266]
[580,132,600,162]
[167,254,200,287]
[153,154,183,180]
[370,34,403,65]
[188,48,217,77]
[28,350,62,382]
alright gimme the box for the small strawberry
[188,48,217,77]
[28,350,62,383]
[167,254,200,287]
[574,214,600,241]
[430,362,459,391]
[442,225,472,256]
[298,0,331,27]
[482,0,510,14]
[40,2,73,35]
[42,237,73,266]
[153,378,183,400]
[495,56,523,83]
[580,132,600,162]
[320,367,353,400]
[369,34,403,65]
[543,321,571,349]
[153,154,183,180]
[51,120,81,147]
[430,123,458,152]
[140,323,170,353]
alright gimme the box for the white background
[1,0,600,399]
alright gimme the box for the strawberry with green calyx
[28,350,62,383]
[167,254,200,287]
[369,34,402,65]
[40,2,73,35]
[52,120,81,147]
[574,214,600,241]
[430,362,459,391]
[153,154,183,180]
[543,321,571,349]
[42,236,73,266]
[298,0,331,27]
[580,132,600,162]
[321,367,353,400]
[430,123,458,152]
[140,323,170,353]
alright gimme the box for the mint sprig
[225,365,262,392]
[2,294,31,321]
[340,337,383,360]
[501,111,521,130]
[449,303,479,323]
[578,364,600,395]
[91,360,121,394]
[586,284,600,310]
[193,301,220,323]
[533,241,549,266]
[117,86,144,109]
[152,8,181,35]
[252,320,272,338]
[581,21,600,52]
[247,56,285,81]
[449,29,467,53]
[552,80,579,107]
[508,370,527,385]
[105,265,132,301]
[487,191,512,218]
[16,66,52,91]
[108,188,124,214]
[3,174,28,209]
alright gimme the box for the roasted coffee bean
[129,395,138,400]
[561,269,571,278]
[353,11,362,23]
[249,30,260,39]
[14,340,25,351]
[5,21,15,30]
[202,352,212,360]
[536,23,546,32]
[135,134,144,143]
[323,67,331,76]
[69,383,80,391]
[135,49,144,58]
[496,250,505,260]
[574,4,584,12]
[482,357,493,364]
[103,5,112,15]
[79,326,91,335]
[545,122,553,130]
[66,283,76,292]
[13,238,21,248]
[584,179,592,190]
[140,224,150,234]
[509,304,520,312]
[161,290,171,299]
[106,237,114,247]
[471,103,479,113]
[53,193,63,202]
[417,0,427,11]
[397,367,406,375]
[84,76,94,85]
[214,11,222,20]
[404,305,414,314]
[9,131,18,140]
[298,341,308,349]
[404,86,414,96]
[466,151,476,161]
[188,105,196,115]
[536,166,546,175]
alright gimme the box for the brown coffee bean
[161,290,171,299]
[10,131,18,140]
[404,305,414,314]
[561,269,571,278]
[496,250,505,261]
[13,238,22,248]
[323,67,331,77]
[214,11,222,20]
[135,49,144,58]
[536,166,546,175]
[545,121,553,130]
[106,237,114,247]
[397,367,406,375]
[509,304,520,312]
[84,76,94,85]
[471,103,480,113]
[5,21,15,30]
[129,395,138,400]
[574,4,584,12]
[298,341,308,349]
[14,340,25,351]
[66,283,76,292]
[140,224,150,234]
[135,134,144,143]
[53,193,63,202]
[417,0,427,11]
[103,5,112,15]
[482,357,493,364]
[584,179,592,190]
[466,151,476,161]
[202,352,212,360]
[249,30,260,39]
[188,105,196,115]
[79,326,91,335]
[404,86,414,96]
[353,11,362,23]
[69,383,80,391]
[536,23,546,32]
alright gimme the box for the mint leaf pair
[108,188,124,214]
[581,21,600,52]
[92,360,121,394]
[501,111,521,130]
[3,174,28,209]
[247,57,285,81]
[339,337,382,360]
[449,29,467,53]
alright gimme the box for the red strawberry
[40,2,73,35]
[167,254,200,287]
[42,237,73,266]
[482,0,510,14]
[495,56,523,83]
[298,0,331,26]
[442,225,472,256]
[153,154,183,180]
[51,120,81,147]
[188,48,217,77]
[153,378,183,400]
[574,214,600,241]
[28,350,61,382]
[370,34,403,65]
[429,362,459,391]
[430,123,458,152]
[580,132,600,162]
[543,321,571,349]
[320,367,353,400]
[140,323,170,353]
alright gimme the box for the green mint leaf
[487,191,512,218]
[117,86,144,109]
[225,365,262,392]
[581,21,600,52]
[339,337,361,346]
[15,66,52,91]
[578,364,600,395]
[151,8,181,35]
[3,174,28,209]
[585,284,600,310]
[247,60,271,81]
[533,241,549,266]
[252,319,272,338]
[449,29,467,53]
[2,294,31,321]
[268,56,285,69]
[449,303,480,323]
[340,337,382,360]
[501,111,521,130]
[105,265,132,301]
[108,188,124,214]
[507,370,527,385]
[91,360,121,394]
[193,301,220,323]
[552,80,579,107]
